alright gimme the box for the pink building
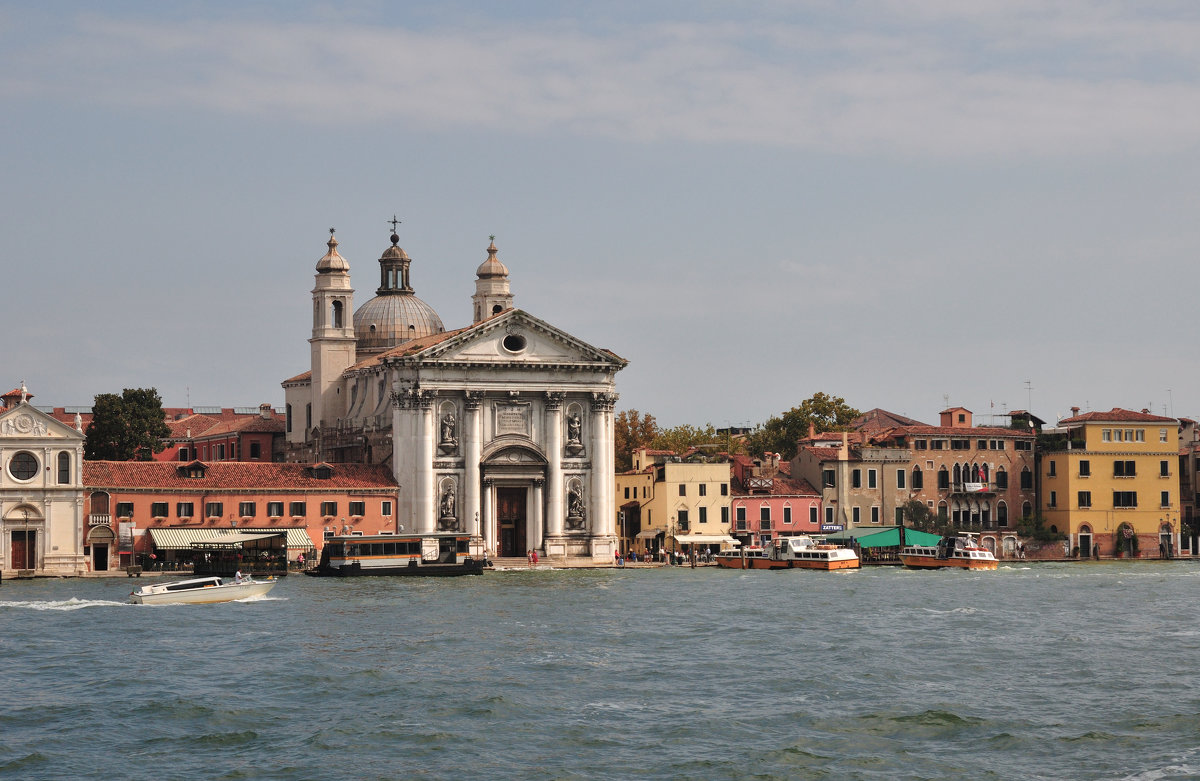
[730,453,822,547]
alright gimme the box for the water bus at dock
[899,532,998,570]
[307,532,484,577]
[715,535,860,571]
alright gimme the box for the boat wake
[0,597,130,611]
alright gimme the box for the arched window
[938,467,950,490]
[953,463,962,485]
[57,452,71,484]
[286,403,293,433]
[1022,501,1032,519]
[997,501,1008,526]
[90,491,110,515]
[1020,467,1033,490]
[912,466,923,489]
[331,300,344,328]
[995,468,1008,489]
[937,501,948,521]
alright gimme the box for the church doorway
[10,529,36,570]
[498,487,527,557]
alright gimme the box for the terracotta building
[83,460,398,571]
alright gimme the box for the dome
[475,239,509,278]
[353,291,445,352]
[316,232,350,273]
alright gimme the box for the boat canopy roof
[825,527,942,549]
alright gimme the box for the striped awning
[147,528,315,550]
[672,534,740,546]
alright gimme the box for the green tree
[900,499,945,533]
[650,423,745,457]
[745,392,861,459]
[614,409,659,471]
[84,388,171,461]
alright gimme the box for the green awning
[825,527,942,548]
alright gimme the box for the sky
[4,1,1200,429]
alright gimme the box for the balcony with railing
[88,514,111,526]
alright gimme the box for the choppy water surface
[2,562,1199,780]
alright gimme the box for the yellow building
[615,448,736,556]
[1042,408,1180,558]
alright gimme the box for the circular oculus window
[502,334,527,353]
[8,451,39,481]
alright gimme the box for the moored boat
[307,532,484,577]
[715,536,859,571]
[130,575,277,605]
[899,533,998,570]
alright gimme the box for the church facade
[283,229,627,560]
[0,387,89,576]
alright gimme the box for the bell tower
[309,229,356,434]
[472,237,514,323]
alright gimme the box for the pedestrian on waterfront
[527,550,533,568]
[532,549,539,566]
[1094,545,1100,560]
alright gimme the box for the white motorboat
[129,575,277,605]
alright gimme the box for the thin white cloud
[5,7,1200,156]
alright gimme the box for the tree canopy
[614,410,746,471]
[84,388,171,461]
[614,409,659,471]
[744,392,861,459]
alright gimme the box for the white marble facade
[0,397,88,575]
[285,232,626,560]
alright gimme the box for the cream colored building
[617,448,735,555]
[0,387,89,576]
[284,229,627,560]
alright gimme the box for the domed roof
[316,231,350,273]
[353,294,445,352]
[475,239,509,278]
[352,230,445,352]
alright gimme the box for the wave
[0,597,130,611]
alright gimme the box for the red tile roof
[885,425,1034,438]
[84,461,397,490]
[1059,408,1177,424]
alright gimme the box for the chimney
[1141,408,1150,414]
[1071,406,1080,416]
[260,403,273,420]
[808,422,816,439]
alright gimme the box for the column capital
[544,391,566,410]
[590,392,618,412]
[464,390,485,410]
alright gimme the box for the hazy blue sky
[5,1,1200,428]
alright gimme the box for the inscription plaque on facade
[495,403,531,437]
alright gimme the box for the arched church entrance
[497,487,528,558]
[481,438,548,558]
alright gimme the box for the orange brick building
[83,460,398,570]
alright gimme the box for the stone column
[464,391,484,539]
[531,478,544,552]
[415,390,437,533]
[543,392,566,555]
[589,392,618,557]
[481,478,495,555]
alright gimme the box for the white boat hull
[130,578,277,605]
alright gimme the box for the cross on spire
[389,215,402,233]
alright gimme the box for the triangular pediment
[0,402,84,442]
[391,310,627,369]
